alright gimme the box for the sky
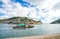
[0,0,60,23]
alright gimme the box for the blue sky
[0,0,60,23]
[0,1,3,8]
[11,0,31,7]
[0,13,5,16]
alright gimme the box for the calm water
[0,24,60,38]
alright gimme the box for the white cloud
[0,0,31,17]
[24,0,59,9]
[0,15,9,19]
[24,0,45,5]
[53,0,60,10]
[0,0,60,23]
[41,0,59,9]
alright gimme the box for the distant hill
[0,17,42,24]
[51,19,60,24]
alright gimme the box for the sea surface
[0,24,60,38]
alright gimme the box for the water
[0,24,60,38]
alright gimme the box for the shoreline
[3,34,60,39]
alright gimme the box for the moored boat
[13,24,34,29]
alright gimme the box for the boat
[13,24,34,29]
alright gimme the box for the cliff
[0,17,42,24]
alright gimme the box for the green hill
[51,19,60,24]
[0,17,42,24]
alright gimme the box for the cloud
[53,0,60,10]
[24,0,45,5]
[0,0,31,17]
[0,15,9,19]
[0,0,41,19]
[24,0,59,8]
[0,0,60,23]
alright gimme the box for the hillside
[51,19,60,24]
[0,17,42,24]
